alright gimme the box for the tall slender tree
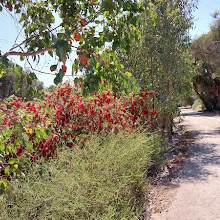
[118,0,196,139]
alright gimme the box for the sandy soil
[150,107,220,220]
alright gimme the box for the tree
[45,84,57,93]
[191,12,220,110]
[0,0,149,94]
[0,61,44,100]
[118,0,196,139]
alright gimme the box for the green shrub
[0,131,162,220]
[192,99,204,110]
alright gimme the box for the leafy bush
[0,82,158,195]
[0,131,162,219]
[192,99,204,110]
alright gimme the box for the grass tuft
[0,131,162,220]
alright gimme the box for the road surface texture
[150,107,220,220]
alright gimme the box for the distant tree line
[0,61,44,101]
[191,12,220,110]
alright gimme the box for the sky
[189,0,220,39]
[0,0,220,87]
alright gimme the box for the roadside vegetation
[0,131,162,219]
[0,82,161,219]
[1,0,217,219]
[191,12,220,111]
[192,99,204,111]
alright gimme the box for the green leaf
[4,166,10,175]
[44,36,49,45]
[1,56,9,66]
[20,56,25,61]
[0,143,4,151]
[112,40,120,50]
[57,33,65,39]
[0,154,4,160]
[45,129,50,135]
[16,168,21,176]
[0,71,3,78]
[8,158,17,165]
[74,77,79,85]
[125,72,132,78]
[29,72,37,80]
[55,40,69,60]
[13,83,20,93]
[54,69,65,85]
[0,183,5,196]
[50,65,57,72]
[25,87,35,96]
[133,85,138,93]
[14,164,18,169]
[52,35,56,43]
[27,75,32,85]
[14,65,23,77]
[48,50,53,57]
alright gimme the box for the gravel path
[150,107,220,220]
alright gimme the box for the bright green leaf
[8,158,17,165]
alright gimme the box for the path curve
[150,107,220,220]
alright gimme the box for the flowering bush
[0,82,158,196]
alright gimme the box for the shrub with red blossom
[0,82,158,196]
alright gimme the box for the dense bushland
[0,82,158,197]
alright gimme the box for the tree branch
[2,47,55,57]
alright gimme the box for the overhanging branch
[2,47,55,57]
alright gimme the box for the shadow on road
[180,109,220,118]
[173,128,220,184]
[151,108,220,189]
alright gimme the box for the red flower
[79,55,88,67]
[77,103,84,111]
[81,19,86,26]
[42,150,47,157]
[16,145,23,156]
[11,101,22,108]
[33,155,39,162]
[67,143,73,148]
[74,32,81,41]
[62,65,67,73]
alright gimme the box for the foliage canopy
[191,12,220,110]
[0,0,149,94]
[118,0,196,138]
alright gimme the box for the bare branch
[2,47,55,57]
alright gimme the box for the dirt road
[150,107,220,220]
